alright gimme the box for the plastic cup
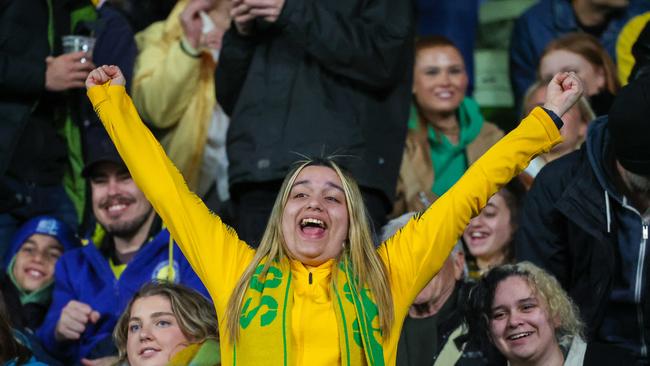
[62,35,95,63]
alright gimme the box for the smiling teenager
[0,216,78,332]
[465,262,636,366]
[462,178,526,278]
[113,282,219,366]
[84,65,580,365]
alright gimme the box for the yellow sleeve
[87,84,254,309]
[131,2,201,128]
[379,107,562,313]
[616,12,650,86]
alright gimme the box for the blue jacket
[509,0,650,105]
[35,229,209,363]
[515,117,649,360]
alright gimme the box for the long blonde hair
[225,158,394,342]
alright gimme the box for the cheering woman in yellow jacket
[84,65,581,366]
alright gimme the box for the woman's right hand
[543,71,583,117]
[85,65,126,90]
[180,0,212,49]
[231,0,255,36]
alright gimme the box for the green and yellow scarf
[232,258,384,366]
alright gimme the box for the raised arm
[380,72,583,309]
[85,66,254,301]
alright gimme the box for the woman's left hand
[85,65,126,90]
[543,71,583,118]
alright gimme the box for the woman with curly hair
[465,262,634,366]
[113,282,220,366]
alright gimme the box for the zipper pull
[309,272,313,285]
[643,224,648,240]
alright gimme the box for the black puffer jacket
[515,117,650,358]
[216,0,416,204]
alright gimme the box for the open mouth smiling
[25,268,46,279]
[299,218,327,236]
[507,331,534,341]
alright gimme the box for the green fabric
[233,257,384,366]
[190,339,221,365]
[425,97,484,196]
[6,257,53,306]
[169,339,221,365]
[60,5,97,223]
[46,0,54,51]
[61,115,86,222]
[70,5,97,33]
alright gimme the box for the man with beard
[36,127,207,365]
[515,76,650,364]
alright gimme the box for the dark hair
[500,178,527,237]
[0,292,32,364]
[465,262,585,356]
[415,35,458,53]
[463,177,527,267]
[497,177,527,263]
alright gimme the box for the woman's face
[413,45,468,116]
[126,295,190,366]
[12,234,63,292]
[489,276,560,364]
[539,49,605,96]
[463,192,513,265]
[282,166,349,266]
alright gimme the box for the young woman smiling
[462,179,526,278]
[393,36,503,214]
[466,262,635,366]
[84,65,581,365]
[113,282,219,366]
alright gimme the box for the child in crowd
[0,216,78,332]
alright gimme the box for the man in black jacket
[515,77,650,364]
[215,0,415,245]
[0,0,95,261]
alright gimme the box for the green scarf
[233,257,384,365]
[169,339,221,366]
[408,97,484,196]
[6,257,53,306]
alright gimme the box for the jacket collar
[552,0,579,32]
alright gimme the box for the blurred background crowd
[1,0,650,365]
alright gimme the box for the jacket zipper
[309,272,313,285]
[623,197,648,357]
[639,221,648,357]
[621,201,648,357]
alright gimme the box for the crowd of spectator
[1,0,650,365]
